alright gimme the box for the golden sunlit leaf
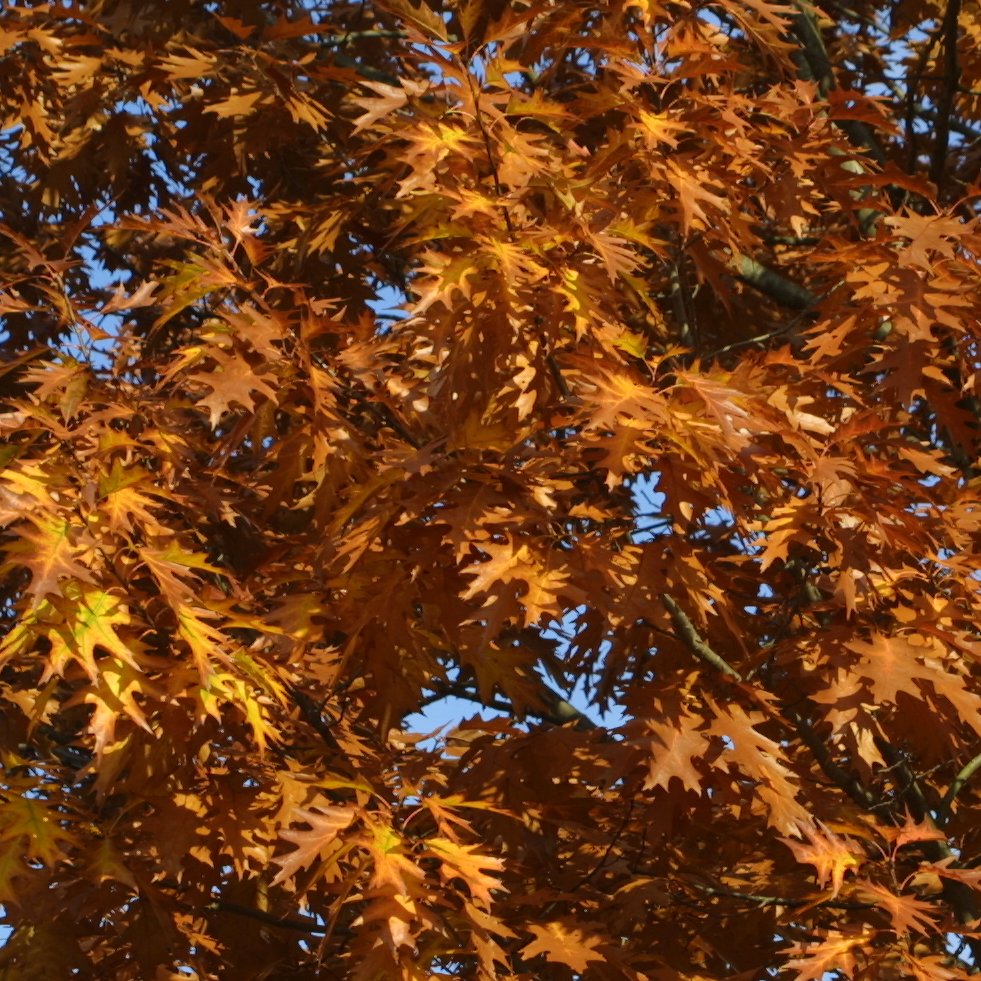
[520,920,608,973]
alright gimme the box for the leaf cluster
[1,0,981,977]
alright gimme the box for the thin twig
[570,798,636,892]
[875,737,932,823]
[705,282,842,359]
[466,72,514,239]
[688,880,875,911]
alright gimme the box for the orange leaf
[781,822,863,898]
[857,880,938,935]
[425,837,506,908]
[520,920,608,973]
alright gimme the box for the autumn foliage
[1,0,981,977]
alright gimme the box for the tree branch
[731,254,819,311]
[427,675,599,731]
[790,1,834,98]
[206,898,327,934]
[929,0,963,191]
[938,748,981,827]
[786,709,876,809]
[875,736,981,931]
[687,879,875,911]
[660,594,880,811]
[322,29,408,47]
[661,594,742,680]
[791,1,887,165]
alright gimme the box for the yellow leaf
[204,89,266,118]
[271,805,358,887]
[613,330,647,358]
[47,588,143,681]
[159,46,216,79]
[425,837,505,907]
[520,920,607,973]
[0,794,75,868]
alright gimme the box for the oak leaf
[519,920,608,973]
[784,931,869,981]
[425,837,505,908]
[642,715,710,794]
[857,880,938,935]
[271,805,358,888]
[781,822,863,898]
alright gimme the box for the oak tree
[1,0,980,977]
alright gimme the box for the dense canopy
[1,0,981,977]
